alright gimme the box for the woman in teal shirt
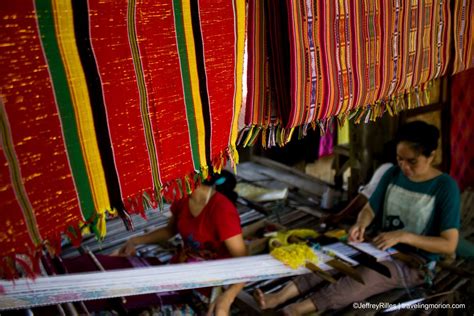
[353,121,460,261]
[255,121,460,315]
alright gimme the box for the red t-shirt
[170,191,242,260]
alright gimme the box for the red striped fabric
[0,1,84,276]
[0,141,37,278]
[200,0,239,164]
[450,68,474,191]
[133,1,196,185]
[242,0,275,147]
[88,0,155,210]
[88,0,244,211]
[1,0,245,278]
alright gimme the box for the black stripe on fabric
[190,0,212,168]
[266,0,291,126]
[71,0,127,217]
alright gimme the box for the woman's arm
[373,228,459,254]
[373,176,460,255]
[207,234,247,316]
[348,203,375,242]
[118,216,177,256]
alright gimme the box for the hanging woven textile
[241,0,278,148]
[289,0,451,123]
[0,0,245,278]
[241,0,296,147]
[450,68,474,191]
[86,0,245,214]
[453,0,474,74]
[318,123,335,158]
[243,0,452,146]
[0,0,111,278]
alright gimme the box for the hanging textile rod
[0,254,310,310]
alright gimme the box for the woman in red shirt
[118,170,247,316]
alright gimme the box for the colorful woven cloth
[318,123,335,158]
[243,0,292,147]
[0,0,109,278]
[242,0,277,147]
[450,68,474,191]
[87,0,245,213]
[242,0,452,146]
[0,0,245,278]
[453,0,474,74]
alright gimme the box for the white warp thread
[0,254,310,310]
[1,243,393,310]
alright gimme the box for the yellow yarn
[271,244,318,269]
[269,229,319,250]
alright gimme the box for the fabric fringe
[123,145,240,215]
[238,79,438,149]
[1,254,37,280]
[0,221,86,280]
[123,187,160,219]
[237,124,301,148]
[341,80,437,126]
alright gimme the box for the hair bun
[204,170,237,204]
[396,120,439,156]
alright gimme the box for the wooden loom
[1,238,400,311]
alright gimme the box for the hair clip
[215,177,226,186]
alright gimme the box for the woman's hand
[348,203,375,242]
[117,238,137,256]
[373,230,409,251]
[207,290,234,316]
[206,234,247,315]
[348,223,366,242]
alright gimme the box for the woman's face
[396,141,434,180]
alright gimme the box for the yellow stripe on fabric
[181,0,207,171]
[292,0,304,125]
[380,1,393,100]
[468,11,474,70]
[338,0,349,115]
[0,101,43,247]
[354,0,365,112]
[413,2,423,87]
[52,0,110,235]
[295,1,306,124]
[427,0,438,81]
[324,1,337,118]
[230,0,246,151]
[127,0,162,195]
[452,0,459,74]
[442,1,451,76]
[286,127,295,144]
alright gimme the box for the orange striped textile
[453,0,474,74]
[242,0,452,147]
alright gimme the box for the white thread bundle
[0,254,310,310]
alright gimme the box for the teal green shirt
[369,166,460,262]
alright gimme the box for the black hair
[395,121,440,157]
[376,139,397,165]
[203,170,238,205]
